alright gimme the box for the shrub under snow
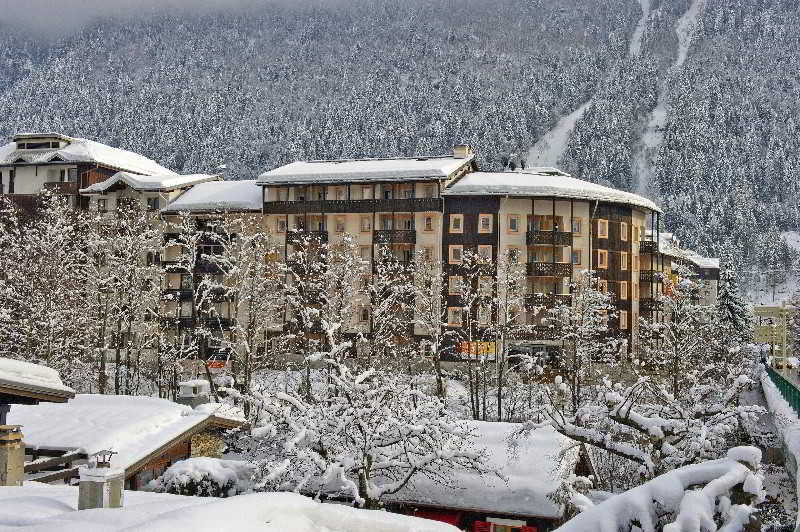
[149,457,255,497]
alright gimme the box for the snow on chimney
[78,450,124,510]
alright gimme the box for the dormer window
[17,141,60,150]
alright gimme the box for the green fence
[765,364,800,416]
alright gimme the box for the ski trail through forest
[527,0,651,168]
[634,0,703,195]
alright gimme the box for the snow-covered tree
[231,343,490,509]
[716,266,753,345]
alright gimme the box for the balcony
[639,240,658,254]
[639,298,662,312]
[525,293,571,309]
[639,270,662,282]
[161,288,193,301]
[286,230,329,246]
[527,262,573,277]
[162,260,191,274]
[526,230,573,247]
[42,181,78,195]
[374,229,416,244]
[263,197,443,214]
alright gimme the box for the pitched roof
[257,155,474,185]
[162,180,262,213]
[79,171,220,194]
[0,358,75,404]
[443,169,662,213]
[0,134,173,176]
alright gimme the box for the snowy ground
[0,483,457,532]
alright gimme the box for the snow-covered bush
[148,457,255,497]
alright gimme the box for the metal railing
[765,364,800,416]
[526,230,573,247]
[374,229,416,244]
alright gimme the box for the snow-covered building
[387,422,581,531]
[0,132,175,212]
[7,394,242,490]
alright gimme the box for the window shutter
[472,521,491,532]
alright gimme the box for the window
[335,216,346,233]
[620,252,628,270]
[449,245,463,264]
[294,216,305,230]
[597,219,609,238]
[336,188,346,201]
[424,185,435,198]
[633,282,639,299]
[450,214,463,233]
[362,186,372,200]
[478,245,492,263]
[402,187,413,199]
[620,281,628,300]
[507,214,521,233]
[633,226,639,242]
[597,249,608,269]
[478,305,490,326]
[146,197,160,211]
[448,276,462,295]
[359,307,369,323]
[479,214,493,233]
[447,307,463,327]
[571,249,582,265]
[359,246,371,261]
[571,217,582,234]
[633,255,640,272]
[8,169,14,193]
[277,219,287,233]
[97,198,107,212]
[598,279,608,293]
[479,276,493,296]
[507,247,521,264]
[360,216,371,233]
[620,222,628,241]
[67,168,77,182]
[383,187,392,200]
[402,218,413,230]
[59,169,66,182]
[423,247,434,261]
[424,215,434,232]
[620,310,628,330]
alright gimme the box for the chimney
[0,423,24,487]
[78,450,124,510]
[453,144,474,159]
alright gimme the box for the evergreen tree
[716,266,753,343]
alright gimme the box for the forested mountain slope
[0,0,797,276]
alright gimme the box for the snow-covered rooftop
[0,358,75,403]
[8,394,211,472]
[257,155,474,185]
[0,134,174,176]
[646,230,719,270]
[80,171,220,194]
[443,170,662,213]
[162,180,262,213]
[387,422,575,519]
[0,484,456,532]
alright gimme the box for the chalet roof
[162,180,262,213]
[7,394,239,475]
[386,422,577,520]
[443,169,662,213]
[0,358,75,404]
[257,154,474,185]
[0,134,174,176]
[79,171,220,194]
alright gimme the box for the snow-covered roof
[257,155,474,185]
[0,484,457,532]
[443,170,662,213]
[8,394,211,472]
[387,422,576,519]
[646,230,719,270]
[80,171,220,194]
[162,180,262,213]
[0,358,75,403]
[0,134,174,176]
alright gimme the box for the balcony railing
[263,197,443,214]
[526,230,573,247]
[162,260,191,274]
[639,298,662,312]
[374,229,416,244]
[639,270,662,282]
[199,317,235,329]
[286,230,329,246]
[527,262,573,277]
[42,181,79,195]
[525,293,571,308]
[519,325,562,341]
[161,316,196,329]
[162,288,193,301]
[640,240,658,254]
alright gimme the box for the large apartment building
[0,132,719,365]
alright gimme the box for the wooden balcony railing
[525,293,571,309]
[263,197,442,214]
[639,240,658,254]
[161,288,193,301]
[639,298,662,312]
[526,230,573,247]
[374,229,416,244]
[527,262,573,277]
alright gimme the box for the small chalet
[387,422,582,532]
[8,393,243,490]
